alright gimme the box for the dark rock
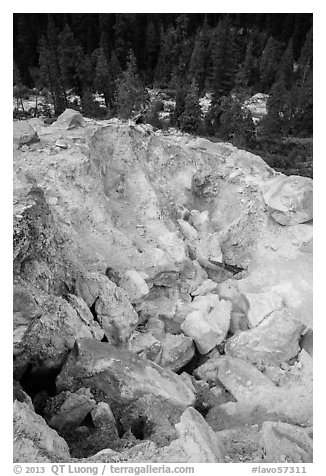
[56,338,196,417]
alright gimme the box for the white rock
[261,421,313,463]
[181,300,232,354]
[243,290,284,327]
[263,175,313,225]
[191,279,218,297]
[14,401,70,463]
[119,269,150,302]
[178,219,198,240]
[189,210,210,233]
[195,232,223,264]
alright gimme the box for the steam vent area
[13,110,313,464]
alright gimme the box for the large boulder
[14,296,97,378]
[13,120,39,148]
[13,401,70,463]
[260,421,313,463]
[159,407,224,462]
[45,388,96,431]
[225,308,305,366]
[13,284,41,345]
[181,299,232,354]
[159,333,195,372]
[53,109,86,130]
[195,355,276,402]
[56,338,196,417]
[263,175,313,225]
[94,277,138,345]
[243,290,284,328]
[86,407,224,463]
[119,269,150,302]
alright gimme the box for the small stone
[55,140,68,149]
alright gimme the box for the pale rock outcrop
[159,333,195,372]
[119,269,150,302]
[263,175,313,225]
[181,299,232,354]
[243,290,284,327]
[225,308,305,366]
[53,109,86,130]
[94,277,138,345]
[13,284,41,345]
[178,219,198,240]
[189,210,211,233]
[195,355,276,401]
[128,330,163,362]
[260,421,313,463]
[195,232,223,265]
[13,120,39,148]
[190,279,218,297]
[14,401,70,463]
[67,294,104,340]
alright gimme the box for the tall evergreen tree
[236,40,257,89]
[259,76,289,138]
[296,27,313,88]
[115,50,147,119]
[188,19,211,94]
[276,37,294,89]
[94,47,111,107]
[40,15,67,114]
[179,79,202,134]
[114,14,137,69]
[57,24,83,91]
[259,36,283,92]
[154,26,176,87]
[218,94,256,148]
[106,51,122,111]
[145,21,159,84]
[209,17,238,102]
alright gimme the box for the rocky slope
[13,110,313,463]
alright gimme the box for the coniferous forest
[13,13,313,176]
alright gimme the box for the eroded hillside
[13,110,313,463]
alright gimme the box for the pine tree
[170,15,192,86]
[179,79,202,134]
[237,40,257,89]
[114,14,137,69]
[154,26,176,87]
[209,17,238,102]
[217,95,256,148]
[297,27,312,88]
[38,15,68,115]
[170,87,186,128]
[189,28,207,93]
[94,47,111,107]
[115,50,147,119]
[259,36,283,92]
[286,28,312,137]
[145,21,159,84]
[107,51,122,111]
[276,37,294,89]
[57,24,82,91]
[259,76,289,138]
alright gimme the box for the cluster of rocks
[13,110,313,464]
